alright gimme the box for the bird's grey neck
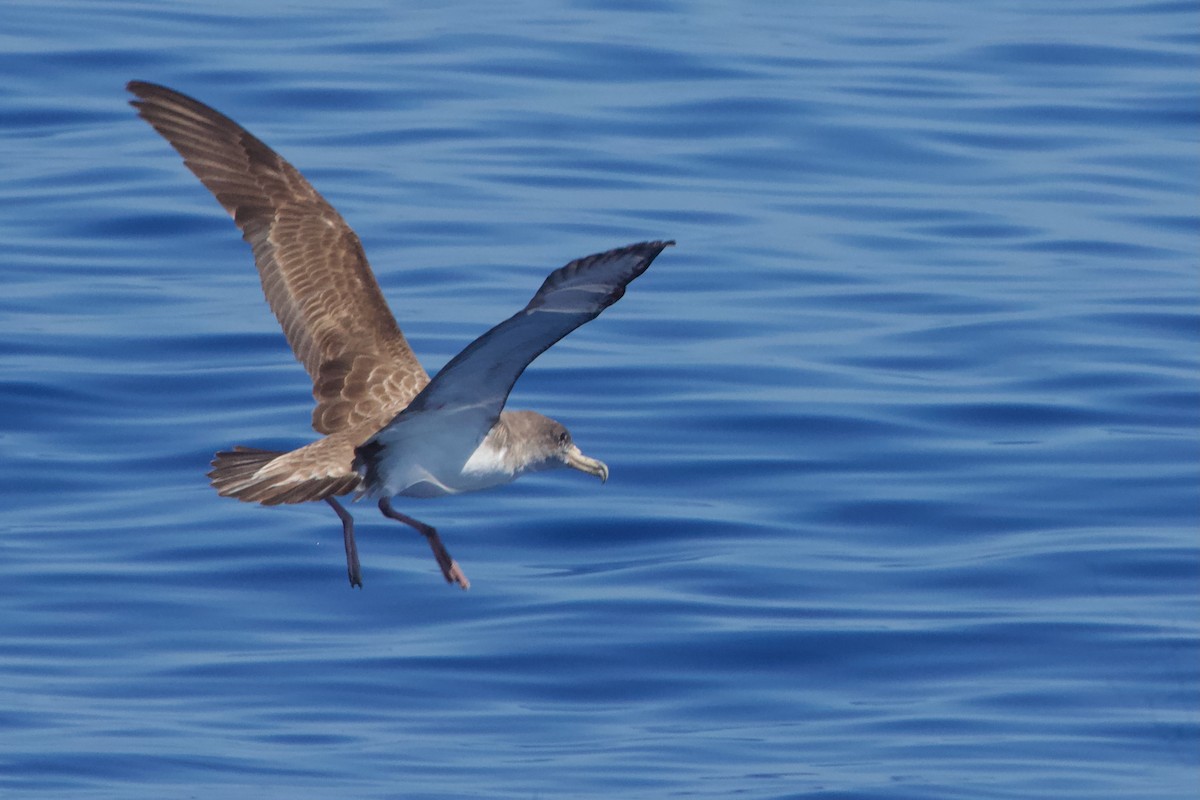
[479,410,557,475]
[482,411,527,471]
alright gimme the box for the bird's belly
[392,438,514,499]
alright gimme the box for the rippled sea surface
[2,1,1197,797]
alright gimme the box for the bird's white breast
[461,439,512,481]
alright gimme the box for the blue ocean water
[1,1,1197,797]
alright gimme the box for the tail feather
[209,446,358,505]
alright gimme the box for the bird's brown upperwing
[128,80,428,435]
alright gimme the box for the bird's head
[503,410,608,483]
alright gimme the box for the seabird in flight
[127,80,671,589]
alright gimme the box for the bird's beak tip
[565,447,608,484]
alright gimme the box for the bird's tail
[208,445,362,505]
[208,446,288,502]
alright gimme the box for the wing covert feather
[127,81,428,434]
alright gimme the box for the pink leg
[378,498,470,590]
